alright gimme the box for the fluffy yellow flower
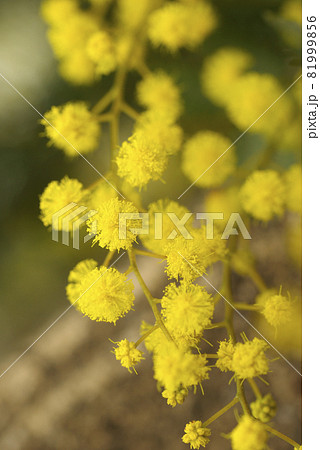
[162,386,188,407]
[216,339,235,372]
[232,338,269,379]
[41,0,78,26]
[41,102,101,157]
[161,283,214,338]
[226,73,293,137]
[136,72,183,120]
[284,164,302,214]
[86,30,117,75]
[135,111,183,155]
[58,49,97,85]
[182,420,211,449]
[116,131,168,188]
[240,170,286,221]
[230,415,268,450]
[164,234,207,282]
[153,341,210,391]
[182,131,236,188]
[47,11,100,59]
[87,197,139,251]
[148,1,217,51]
[250,394,276,423]
[66,258,98,300]
[112,339,144,373]
[202,48,253,106]
[39,176,87,230]
[260,292,293,328]
[66,260,135,323]
[141,199,190,253]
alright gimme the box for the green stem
[235,376,251,415]
[92,88,116,114]
[264,424,300,447]
[206,321,226,330]
[247,378,262,399]
[128,250,173,342]
[121,102,141,121]
[247,268,267,292]
[223,260,251,416]
[204,397,239,427]
[103,250,115,267]
[135,324,159,348]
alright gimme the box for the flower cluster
[216,338,269,379]
[38,1,301,449]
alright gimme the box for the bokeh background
[0,0,301,448]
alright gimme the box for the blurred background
[0,0,301,448]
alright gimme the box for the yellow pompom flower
[153,341,210,392]
[216,339,235,372]
[87,197,139,251]
[240,170,286,221]
[47,12,100,59]
[232,338,269,379]
[59,49,97,85]
[284,164,302,214]
[250,393,276,423]
[162,386,188,407]
[41,102,101,157]
[202,48,253,106]
[135,111,183,155]
[116,131,168,188]
[164,234,207,282]
[260,292,293,328]
[182,420,211,450]
[112,339,144,373]
[66,258,98,300]
[136,71,183,120]
[161,283,214,338]
[230,415,268,450]
[182,131,236,188]
[41,0,78,26]
[141,199,190,253]
[255,289,277,307]
[39,176,87,230]
[66,261,135,323]
[226,73,293,137]
[86,30,117,76]
[148,1,217,52]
